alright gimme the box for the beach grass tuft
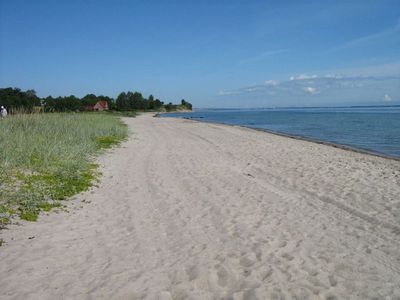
[106,110,138,118]
[0,112,128,225]
[96,135,121,149]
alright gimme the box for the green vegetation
[96,135,122,149]
[0,88,41,111]
[165,99,193,112]
[105,110,138,118]
[0,87,191,230]
[116,92,163,110]
[0,113,127,226]
[0,87,193,113]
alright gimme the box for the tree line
[0,88,192,112]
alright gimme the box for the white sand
[1,113,400,299]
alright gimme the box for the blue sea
[162,106,400,158]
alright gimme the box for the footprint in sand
[240,253,257,268]
[278,240,287,248]
[185,265,199,281]
[217,265,230,287]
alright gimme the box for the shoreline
[160,113,400,162]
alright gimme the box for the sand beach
[1,113,400,299]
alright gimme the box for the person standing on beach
[0,106,7,118]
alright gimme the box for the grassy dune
[0,113,128,226]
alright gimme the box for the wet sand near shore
[1,113,400,299]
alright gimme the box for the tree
[82,94,98,106]
[165,102,177,112]
[0,87,190,113]
[51,95,82,111]
[154,99,163,109]
[0,87,41,111]
[180,99,192,110]
[116,92,129,111]
[148,94,156,109]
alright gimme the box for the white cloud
[290,74,318,80]
[324,74,343,79]
[245,87,258,92]
[383,94,392,102]
[217,73,399,107]
[218,90,235,96]
[329,62,400,78]
[289,62,400,81]
[264,80,279,86]
[303,87,319,94]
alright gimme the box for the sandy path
[1,114,400,299]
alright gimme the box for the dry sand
[1,113,400,299]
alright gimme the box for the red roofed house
[86,100,109,111]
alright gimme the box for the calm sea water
[162,106,400,158]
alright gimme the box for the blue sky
[0,0,399,107]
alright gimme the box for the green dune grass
[0,113,128,226]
